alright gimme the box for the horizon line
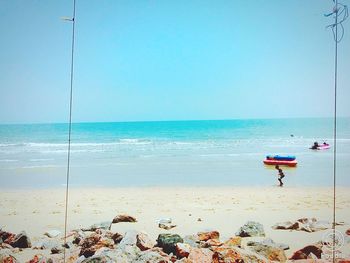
[1,116,349,126]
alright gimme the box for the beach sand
[1,186,349,261]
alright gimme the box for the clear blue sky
[0,0,349,123]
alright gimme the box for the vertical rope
[63,0,76,262]
[332,0,338,261]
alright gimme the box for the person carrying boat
[275,165,285,187]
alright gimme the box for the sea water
[0,118,349,188]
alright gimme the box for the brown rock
[10,231,31,248]
[112,214,137,223]
[79,233,114,258]
[346,229,350,236]
[111,233,123,244]
[213,246,267,263]
[150,247,170,258]
[223,236,242,247]
[0,249,17,263]
[197,231,219,242]
[290,243,323,260]
[176,243,191,258]
[188,248,213,263]
[27,255,54,263]
[176,258,193,263]
[136,232,156,251]
[1,231,16,246]
[200,239,223,248]
[250,244,287,262]
[212,246,244,263]
[285,260,326,263]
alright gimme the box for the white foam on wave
[21,164,61,169]
[29,158,55,162]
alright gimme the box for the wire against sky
[325,0,348,261]
[325,1,349,42]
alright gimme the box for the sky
[0,0,349,124]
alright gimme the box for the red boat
[263,159,297,167]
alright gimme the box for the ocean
[0,118,349,188]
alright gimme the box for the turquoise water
[0,118,349,188]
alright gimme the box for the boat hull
[263,159,297,167]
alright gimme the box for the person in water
[311,141,319,149]
[275,165,285,187]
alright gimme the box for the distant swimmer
[310,141,319,150]
[275,165,285,187]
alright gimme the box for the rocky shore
[1,215,349,263]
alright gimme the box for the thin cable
[63,0,76,262]
[332,0,338,260]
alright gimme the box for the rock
[273,218,343,233]
[212,246,244,262]
[92,245,171,263]
[73,231,86,245]
[79,233,114,258]
[51,246,63,254]
[111,233,123,244]
[157,218,172,224]
[149,247,171,258]
[82,222,112,231]
[182,235,199,248]
[157,234,183,254]
[27,255,54,263]
[137,249,171,263]
[235,221,265,237]
[249,244,287,262]
[0,248,17,263]
[200,239,222,248]
[176,243,191,258]
[79,233,102,258]
[10,231,31,248]
[81,256,109,263]
[223,236,242,247]
[187,248,213,263]
[0,231,16,245]
[346,229,350,236]
[136,232,156,251]
[197,218,202,222]
[32,238,60,250]
[63,241,73,249]
[247,238,289,250]
[197,231,220,241]
[118,230,138,248]
[213,246,267,263]
[273,221,299,231]
[94,246,141,262]
[112,214,137,224]
[159,223,177,230]
[290,243,323,260]
[44,230,61,238]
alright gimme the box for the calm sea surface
[0,118,349,188]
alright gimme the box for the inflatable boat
[310,144,330,150]
[266,155,296,161]
[263,159,298,167]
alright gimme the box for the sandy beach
[1,186,349,262]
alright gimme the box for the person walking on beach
[275,165,285,187]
